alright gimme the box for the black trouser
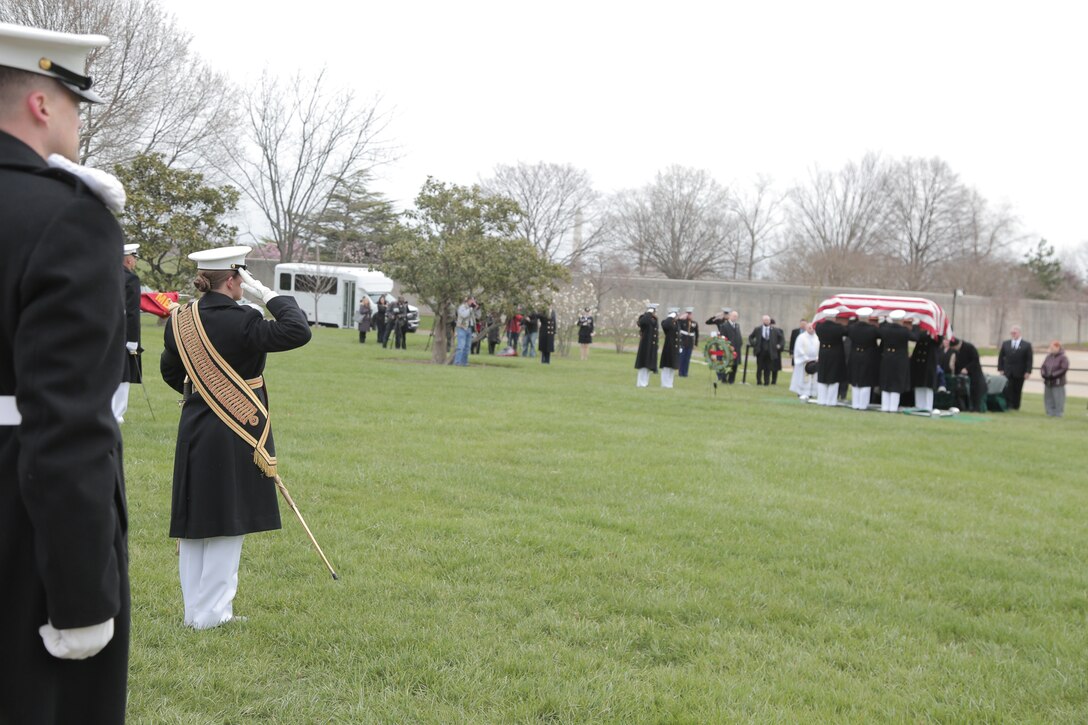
[358,329,367,343]
[488,340,497,355]
[756,353,774,385]
[395,326,406,349]
[726,360,738,384]
[375,320,387,344]
[541,350,550,364]
[1005,376,1024,410]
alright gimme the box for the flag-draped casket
[813,294,950,340]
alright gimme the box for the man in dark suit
[748,314,785,385]
[997,325,1033,410]
[0,24,130,724]
[723,309,744,384]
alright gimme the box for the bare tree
[781,153,891,286]
[219,69,389,263]
[729,175,784,280]
[884,157,969,290]
[1,0,237,169]
[609,166,734,279]
[481,162,603,268]
[930,190,1023,297]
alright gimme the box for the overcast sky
[161,0,1086,256]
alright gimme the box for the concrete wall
[593,275,1086,347]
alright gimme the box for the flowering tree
[551,278,599,356]
[598,296,647,353]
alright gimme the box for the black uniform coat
[538,310,557,354]
[0,132,130,724]
[678,317,699,350]
[161,293,311,538]
[845,322,881,388]
[123,266,142,383]
[878,323,918,393]
[814,319,848,384]
[634,311,659,371]
[660,315,680,369]
[910,332,941,389]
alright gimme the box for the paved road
[980,348,1088,400]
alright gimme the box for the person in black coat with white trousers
[878,310,920,412]
[635,304,659,387]
[161,247,311,630]
[0,24,131,724]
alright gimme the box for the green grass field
[122,317,1088,723]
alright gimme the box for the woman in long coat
[161,247,311,629]
[356,296,373,343]
[537,308,557,364]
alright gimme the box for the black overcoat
[634,311,659,371]
[748,325,785,371]
[997,339,1033,377]
[846,322,881,388]
[879,323,918,393]
[815,319,848,384]
[723,320,744,361]
[122,267,142,383]
[660,315,680,369]
[910,332,941,389]
[538,310,557,354]
[0,131,130,724]
[161,293,311,538]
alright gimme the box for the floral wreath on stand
[703,336,735,376]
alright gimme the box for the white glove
[238,268,278,305]
[39,618,114,660]
[126,341,138,353]
[47,154,126,213]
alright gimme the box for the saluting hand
[238,268,279,305]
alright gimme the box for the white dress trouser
[660,367,675,388]
[816,382,838,406]
[636,368,651,387]
[112,382,130,423]
[881,391,901,412]
[914,387,933,412]
[852,386,871,410]
[179,536,245,629]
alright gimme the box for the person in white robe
[789,322,819,400]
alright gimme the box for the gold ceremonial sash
[171,301,276,477]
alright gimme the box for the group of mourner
[0,20,1076,725]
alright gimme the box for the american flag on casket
[813,294,950,340]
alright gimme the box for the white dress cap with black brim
[0,22,109,103]
[888,309,907,321]
[684,306,694,313]
[188,245,252,271]
[855,306,874,318]
[123,243,140,255]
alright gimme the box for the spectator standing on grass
[749,314,785,386]
[391,296,409,350]
[161,246,311,631]
[1039,340,1069,417]
[374,294,388,345]
[356,296,372,344]
[506,310,523,354]
[723,310,743,383]
[486,312,501,354]
[0,23,130,723]
[635,303,660,387]
[522,310,539,358]
[454,295,477,366]
[997,325,1033,411]
[577,307,594,360]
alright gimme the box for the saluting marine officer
[635,303,660,387]
[112,242,143,422]
[161,246,312,630]
[677,307,699,377]
[0,22,131,724]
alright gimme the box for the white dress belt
[0,396,20,425]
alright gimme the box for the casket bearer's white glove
[39,618,114,660]
[126,341,139,353]
[238,268,278,305]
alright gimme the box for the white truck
[272,263,418,330]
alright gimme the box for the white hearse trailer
[273,263,415,329]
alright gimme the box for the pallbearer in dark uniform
[996,325,1033,411]
[634,303,659,387]
[112,242,143,422]
[845,307,881,410]
[0,23,130,725]
[161,246,311,629]
[814,310,849,406]
[878,310,918,412]
[910,326,941,412]
[659,307,681,388]
[677,306,699,377]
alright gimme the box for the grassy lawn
[123,317,1088,723]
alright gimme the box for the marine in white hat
[660,306,681,389]
[677,306,699,378]
[0,20,132,725]
[635,302,660,388]
[113,242,144,424]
